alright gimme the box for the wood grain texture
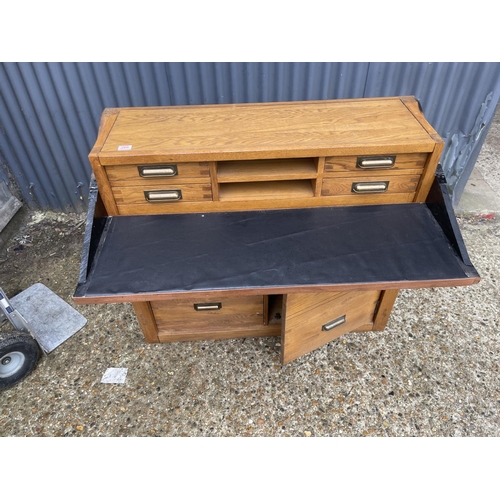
[112,183,212,205]
[218,180,314,201]
[281,290,380,364]
[314,157,325,196]
[401,96,444,204]
[413,141,444,202]
[96,98,438,164]
[73,275,480,305]
[133,302,159,343]
[324,153,427,174]
[157,324,281,342]
[217,158,317,182]
[263,295,270,326]
[88,108,121,215]
[105,163,210,186]
[400,96,442,139]
[321,174,420,196]
[151,295,264,335]
[209,161,219,201]
[113,192,418,215]
[372,289,399,331]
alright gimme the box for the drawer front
[112,183,213,205]
[282,290,380,364]
[106,162,211,186]
[151,295,264,335]
[324,153,427,175]
[321,173,420,200]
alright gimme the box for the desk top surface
[95,97,439,163]
[75,204,478,302]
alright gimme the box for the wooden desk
[74,97,479,363]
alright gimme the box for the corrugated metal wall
[1,62,499,211]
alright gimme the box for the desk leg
[372,289,399,331]
[133,302,160,343]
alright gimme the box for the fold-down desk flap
[74,192,479,304]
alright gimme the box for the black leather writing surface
[79,204,477,298]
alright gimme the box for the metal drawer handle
[352,181,389,193]
[194,302,222,311]
[357,156,395,169]
[138,165,178,177]
[144,190,182,202]
[322,315,346,332]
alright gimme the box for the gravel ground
[0,207,498,437]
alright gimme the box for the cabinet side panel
[413,141,444,202]
[372,289,399,331]
[89,109,121,215]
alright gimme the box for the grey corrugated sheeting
[0,62,499,211]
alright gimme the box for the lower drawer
[150,295,265,337]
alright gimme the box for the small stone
[304,431,311,437]
[76,425,83,431]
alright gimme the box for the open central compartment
[217,158,317,201]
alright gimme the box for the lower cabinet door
[281,290,380,364]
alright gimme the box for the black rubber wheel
[0,331,41,391]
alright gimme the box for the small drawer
[321,173,420,197]
[105,162,211,186]
[112,183,212,205]
[151,295,264,335]
[324,153,427,175]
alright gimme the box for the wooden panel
[373,289,399,331]
[151,295,264,336]
[74,275,481,306]
[116,201,217,215]
[133,302,159,343]
[315,157,325,197]
[157,324,281,342]
[217,158,317,182]
[97,98,437,164]
[219,180,314,201]
[322,174,420,197]
[105,162,210,186]
[114,192,418,215]
[324,153,427,174]
[281,290,380,364]
[413,141,444,202]
[89,108,121,215]
[400,96,442,139]
[209,161,219,201]
[112,183,212,205]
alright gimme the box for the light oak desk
[74,97,479,364]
